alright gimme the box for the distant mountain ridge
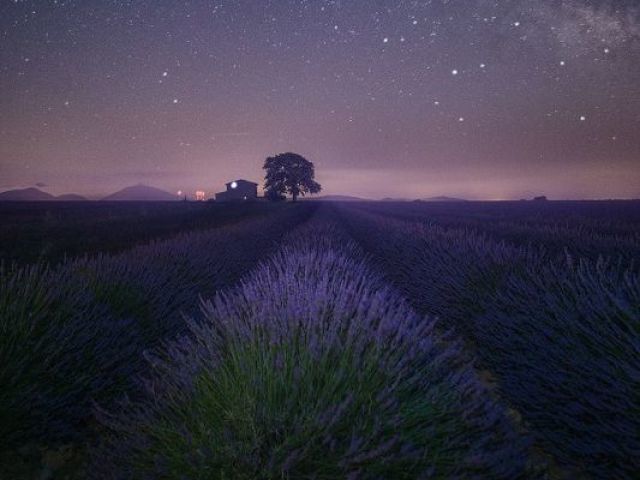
[378,196,468,202]
[418,196,468,202]
[102,184,176,201]
[0,187,87,201]
[56,193,88,201]
[0,187,56,201]
[305,195,369,202]
[0,186,469,203]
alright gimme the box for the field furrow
[0,204,315,476]
[90,212,541,479]
[335,204,640,479]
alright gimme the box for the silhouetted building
[215,179,258,202]
[533,195,548,202]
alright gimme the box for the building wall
[215,181,258,201]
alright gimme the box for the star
[1,0,637,202]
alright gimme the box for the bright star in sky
[1,0,638,200]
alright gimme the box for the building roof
[225,179,258,186]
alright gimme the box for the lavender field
[1,201,639,479]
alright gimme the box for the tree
[263,152,321,202]
[265,186,286,202]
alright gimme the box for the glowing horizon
[1,1,639,200]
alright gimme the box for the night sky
[1,1,639,200]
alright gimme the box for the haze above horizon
[1,1,639,200]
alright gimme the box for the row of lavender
[90,217,541,479]
[0,204,314,460]
[336,205,639,479]
[352,201,640,263]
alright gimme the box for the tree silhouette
[263,152,321,202]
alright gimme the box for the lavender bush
[338,205,639,479]
[92,222,537,479]
[351,201,640,263]
[0,205,313,458]
[335,208,537,337]
[475,258,640,479]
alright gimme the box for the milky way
[1,1,639,199]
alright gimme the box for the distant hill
[305,195,369,202]
[57,193,88,201]
[381,197,410,202]
[0,187,56,201]
[102,184,177,201]
[417,196,468,202]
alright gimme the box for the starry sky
[1,0,639,200]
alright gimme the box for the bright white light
[480,63,486,69]
[458,117,465,122]
[231,181,238,189]
[451,69,458,75]
[173,98,179,104]
[162,71,168,77]
[580,115,586,121]
[383,37,389,43]
[560,60,566,66]
[514,21,520,27]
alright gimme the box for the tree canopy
[263,152,321,202]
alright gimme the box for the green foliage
[263,152,321,201]
[92,222,534,479]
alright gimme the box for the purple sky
[1,0,639,200]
